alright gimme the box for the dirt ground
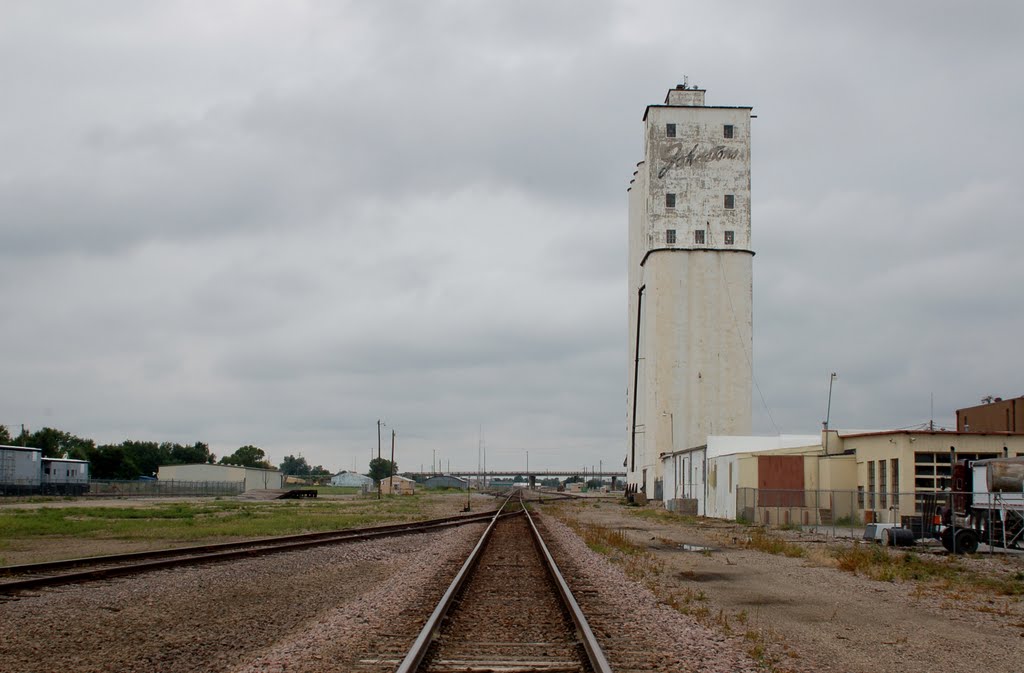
[543,497,1024,673]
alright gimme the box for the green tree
[22,427,95,459]
[220,445,272,469]
[310,464,331,477]
[170,441,215,465]
[368,457,398,483]
[279,454,312,476]
[0,425,12,444]
[120,440,167,478]
[90,445,139,480]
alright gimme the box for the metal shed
[423,474,468,489]
[0,445,42,494]
[330,471,374,488]
[380,475,416,495]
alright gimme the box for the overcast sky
[2,1,1022,474]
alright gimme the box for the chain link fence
[736,487,1024,553]
[87,480,245,497]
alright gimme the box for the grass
[0,496,437,544]
[558,516,664,585]
[743,530,806,558]
[832,543,1024,596]
[627,508,697,524]
[307,486,360,496]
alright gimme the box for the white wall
[663,447,707,514]
[157,463,282,491]
[662,435,821,518]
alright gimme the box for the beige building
[157,463,283,491]
[662,430,1024,526]
[380,475,416,495]
[627,84,754,499]
[826,429,1024,523]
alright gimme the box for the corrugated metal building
[330,471,373,488]
[157,463,282,491]
[423,474,468,489]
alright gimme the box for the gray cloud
[2,1,1022,471]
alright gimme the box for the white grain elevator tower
[626,84,753,499]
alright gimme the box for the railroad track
[360,491,611,673]
[0,509,503,595]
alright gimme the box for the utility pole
[377,420,384,500]
[389,429,396,492]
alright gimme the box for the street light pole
[824,373,838,454]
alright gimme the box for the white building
[627,84,755,498]
[330,471,373,488]
[157,463,282,491]
[661,435,820,518]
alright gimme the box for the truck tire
[954,529,980,554]
[940,527,955,552]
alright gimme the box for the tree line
[0,425,332,480]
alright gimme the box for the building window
[857,485,865,509]
[867,461,876,509]
[879,460,888,509]
[724,231,734,245]
[666,229,676,244]
[666,123,676,138]
[724,124,734,138]
[891,459,900,507]
[694,230,705,244]
[724,194,735,209]
[665,193,676,208]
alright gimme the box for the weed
[558,517,664,586]
[744,531,806,558]
[628,508,697,524]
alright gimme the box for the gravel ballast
[0,524,484,673]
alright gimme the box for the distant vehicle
[0,445,90,496]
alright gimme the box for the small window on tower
[723,124,734,139]
[724,194,735,209]
[666,229,676,244]
[694,230,705,244]
[666,123,676,138]
[724,230,735,245]
[665,193,676,208]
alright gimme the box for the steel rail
[523,499,614,673]
[0,510,505,595]
[394,491,519,673]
